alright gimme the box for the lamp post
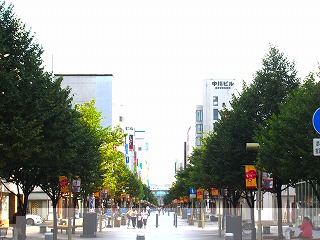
[246,143,262,240]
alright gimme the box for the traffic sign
[313,108,320,134]
[190,188,196,194]
[313,138,320,156]
[189,194,196,199]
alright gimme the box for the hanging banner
[196,189,203,200]
[129,135,134,150]
[59,176,69,193]
[72,177,81,193]
[211,187,219,197]
[262,172,273,189]
[245,165,257,188]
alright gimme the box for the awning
[28,192,50,200]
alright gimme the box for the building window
[196,124,203,134]
[196,110,203,122]
[196,137,202,146]
[213,109,219,120]
[213,96,218,106]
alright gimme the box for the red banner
[196,189,203,200]
[59,176,69,193]
[129,135,133,150]
[245,165,257,188]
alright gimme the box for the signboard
[211,187,219,197]
[187,208,191,216]
[313,108,320,134]
[59,176,69,193]
[211,80,235,90]
[106,209,111,217]
[129,135,134,150]
[72,177,81,193]
[196,189,203,200]
[262,172,273,189]
[314,138,320,156]
[189,194,196,199]
[190,188,196,194]
[245,165,257,188]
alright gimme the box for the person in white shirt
[141,207,149,228]
[130,207,138,228]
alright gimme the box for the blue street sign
[190,188,196,194]
[125,156,129,164]
[107,209,111,217]
[313,108,320,134]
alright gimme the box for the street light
[246,143,262,240]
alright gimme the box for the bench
[39,225,47,233]
[0,227,12,240]
[263,226,271,234]
[48,225,78,234]
[263,236,320,240]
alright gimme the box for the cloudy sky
[7,0,320,185]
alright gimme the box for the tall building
[184,79,236,166]
[56,74,122,128]
[202,79,236,134]
[195,79,236,147]
[124,127,150,186]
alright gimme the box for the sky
[6,0,320,185]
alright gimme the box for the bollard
[136,234,145,240]
[156,213,158,228]
[168,211,170,216]
[175,213,177,228]
[45,232,53,240]
[251,227,256,240]
[173,213,175,226]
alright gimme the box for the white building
[124,128,150,186]
[185,79,236,166]
[201,79,236,136]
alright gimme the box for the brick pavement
[24,212,320,240]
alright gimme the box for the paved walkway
[24,211,320,240]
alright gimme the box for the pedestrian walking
[141,207,149,228]
[129,207,138,229]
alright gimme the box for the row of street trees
[165,45,320,237]
[0,3,156,240]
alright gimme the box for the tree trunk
[53,201,58,240]
[275,178,284,238]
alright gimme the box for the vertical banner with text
[59,176,69,193]
[211,187,219,197]
[245,165,257,188]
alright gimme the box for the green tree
[256,74,320,200]
[0,2,47,218]
[198,45,299,236]
[0,4,102,240]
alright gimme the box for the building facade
[124,128,150,186]
[57,74,116,128]
[184,79,236,166]
[201,79,236,139]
